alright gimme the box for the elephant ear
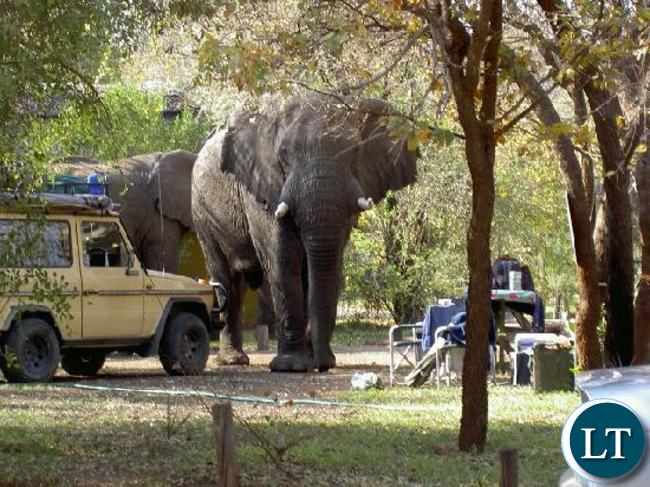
[350,98,418,203]
[219,104,286,211]
[148,150,196,230]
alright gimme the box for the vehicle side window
[0,219,72,268]
[81,221,128,268]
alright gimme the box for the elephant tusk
[275,201,289,219]
[357,197,374,211]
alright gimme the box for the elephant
[192,94,419,371]
[55,150,196,273]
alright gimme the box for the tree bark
[592,201,611,354]
[553,292,562,319]
[633,150,650,364]
[458,121,495,452]
[583,83,635,366]
[444,0,502,452]
[536,0,636,368]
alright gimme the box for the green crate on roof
[44,174,90,194]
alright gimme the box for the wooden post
[255,324,269,351]
[499,449,518,487]
[212,403,239,487]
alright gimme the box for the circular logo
[562,399,646,482]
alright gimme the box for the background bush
[24,84,210,166]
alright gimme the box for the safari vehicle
[0,193,221,383]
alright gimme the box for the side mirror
[126,250,140,276]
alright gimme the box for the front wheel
[0,318,60,383]
[159,313,209,376]
[61,350,106,376]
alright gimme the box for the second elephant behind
[57,150,195,274]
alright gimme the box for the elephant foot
[314,352,336,373]
[217,348,250,366]
[269,353,313,373]
[310,346,336,373]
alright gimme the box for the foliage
[0,0,171,314]
[343,142,470,322]
[343,124,577,323]
[0,214,72,321]
[0,1,163,177]
[493,131,578,313]
[24,85,209,164]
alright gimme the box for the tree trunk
[505,52,602,369]
[592,202,611,356]
[633,151,650,364]
[441,0,501,452]
[535,0,635,367]
[458,122,495,452]
[583,83,635,366]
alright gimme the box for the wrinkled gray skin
[193,94,418,371]
[58,150,195,273]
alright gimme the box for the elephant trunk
[305,234,344,372]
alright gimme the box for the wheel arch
[2,305,63,344]
[141,298,211,357]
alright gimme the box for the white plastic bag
[351,372,384,390]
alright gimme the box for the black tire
[61,350,106,376]
[159,312,209,376]
[0,318,60,383]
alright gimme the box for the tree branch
[335,25,427,93]
[479,0,502,123]
[466,0,494,94]
[496,97,540,136]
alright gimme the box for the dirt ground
[46,345,393,398]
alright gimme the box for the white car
[560,365,650,486]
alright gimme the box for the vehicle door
[78,218,144,338]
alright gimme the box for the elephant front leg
[268,222,311,372]
[269,280,311,372]
[217,275,250,365]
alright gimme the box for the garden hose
[31,382,440,412]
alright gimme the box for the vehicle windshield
[80,221,128,268]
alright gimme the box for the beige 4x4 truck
[0,194,221,383]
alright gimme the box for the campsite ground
[0,324,578,486]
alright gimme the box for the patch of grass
[0,381,578,486]
[217,318,390,352]
[330,319,390,347]
[328,386,576,485]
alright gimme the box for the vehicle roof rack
[0,192,117,215]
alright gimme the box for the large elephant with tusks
[192,94,418,371]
